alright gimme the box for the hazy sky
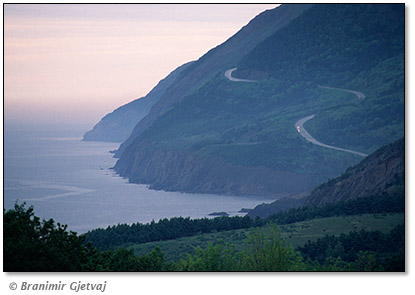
[4,4,279,127]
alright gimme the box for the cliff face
[304,137,404,207]
[83,62,193,142]
[115,144,320,196]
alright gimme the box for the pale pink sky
[4,4,279,127]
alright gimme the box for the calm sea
[4,124,276,233]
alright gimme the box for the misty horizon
[4,4,278,127]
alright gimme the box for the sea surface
[4,124,277,233]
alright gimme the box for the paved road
[224,68,257,82]
[223,67,368,157]
[294,115,368,157]
[318,85,366,100]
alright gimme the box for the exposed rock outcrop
[115,145,321,196]
[304,137,404,207]
[248,137,404,217]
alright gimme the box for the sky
[4,4,279,128]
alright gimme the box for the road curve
[294,115,368,157]
[318,85,366,100]
[223,67,367,157]
[224,68,257,82]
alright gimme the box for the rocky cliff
[304,137,404,207]
[115,143,319,196]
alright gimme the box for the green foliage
[3,203,170,272]
[298,224,404,271]
[304,55,404,152]
[237,4,404,153]
[4,203,404,272]
[84,215,254,251]
[175,224,305,271]
[133,229,249,262]
[88,247,167,272]
[242,224,304,271]
[353,251,382,271]
[267,191,404,225]
[240,4,404,86]
[176,242,242,271]
[85,187,404,252]
[4,202,89,271]
[131,213,403,263]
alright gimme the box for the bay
[4,124,276,233]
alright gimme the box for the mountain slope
[115,4,312,156]
[114,4,404,197]
[248,137,404,218]
[237,3,404,152]
[304,137,404,207]
[83,62,192,142]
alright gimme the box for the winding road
[294,115,368,157]
[318,85,366,100]
[224,67,368,157]
[224,68,257,82]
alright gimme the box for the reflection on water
[4,125,278,233]
[8,180,95,201]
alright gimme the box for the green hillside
[115,4,312,156]
[237,4,404,151]
[115,4,404,196]
[131,213,403,262]
[5,202,403,271]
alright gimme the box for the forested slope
[237,4,404,152]
[115,4,312,156]
[114,4,404,196]
[6,202,404,271]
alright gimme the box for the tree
[242,224,305,271]
[175,241,241,271]
[352,251,383,271]
[4,202,89,271]
[4,202,169,272]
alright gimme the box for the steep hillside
[248,137,404,218]
[304,137,404,207]
[247,195,306,219]
[83,62,192,142]
[237,3,404,152]
[114,4,404,197]
[115,4,312,156]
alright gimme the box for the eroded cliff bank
[114,144,321,196]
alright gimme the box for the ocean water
[4,125,276,233]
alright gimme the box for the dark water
[4,125,276,233]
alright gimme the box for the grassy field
[131,213,404,262]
